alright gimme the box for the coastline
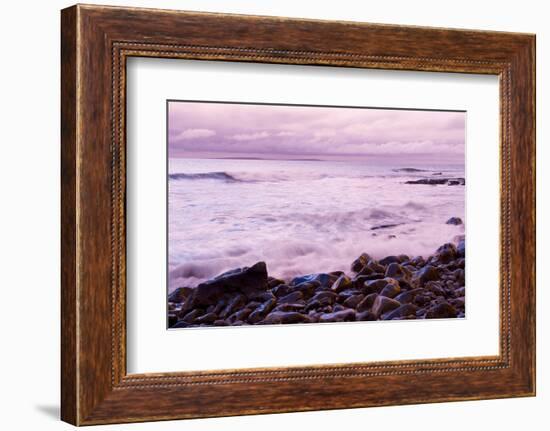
[168,231,466,328]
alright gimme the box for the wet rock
[273,302,306,313]
[291,273,333,288]
[351,253,372,272]
[446,217,463,225]
[414,294,430,306]
[247,298,276,323]
[457,238,466,258]
[379,282,401,298]
[357,311,377,321]
[171,320,191,328]
[425,302,457,319]
[455,286,466,297]
[331,274,353,293]
[366,260,386,273]
[250,291,276,303]
[267,277,285,289]
[213,319,229,326]
[219,294,246,318]
[372,296,401,318]
[168,287,193,303]
[385,263,411,283]
[278,291,304,304]
[382,304,419,320]
[364,278,389,294]
[194,312,218,324]
[405,177,465,185]
[262,311,312,325]
[343,294,365,308]
[179,308,204,323]
[290,281,319,298]
[356,293,378,312]
[271,283,291,298]
[379,255,401,266]
[435,243,457,263]
[228,308,252,323]
[168,313,178,327]
[183,262,268,311]
[319,309,356,323]
[414,265,440,285]
[309,290,337,307]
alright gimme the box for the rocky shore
[169,220,466,329]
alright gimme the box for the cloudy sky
[168,101,465,162]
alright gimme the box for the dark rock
[414,294,430,306]
[435,243,457,263]
[446,217,463,225]
[355,265,373,277]
[356,293,378,312]
[455,286,466,297]
[213,319,228,326]
[343,294,365,308]
[179,308,203,323]
[457,238,466,257]
[351,253,372,272]
[366,260,386,273]
[385,263,411,283]
[273,302,306,313]
[309,291,337,307]
[271,284,291,298]
[405,177,465,186]
[425,302,457,319]
[168,313,178,327]
[382,304,419,320]
[228,308,252,323]
[290,273,333,288]
[379,255,401,266]
[425,281,445,297]
[372,296,401,318]
[379,282,401,299]
[331,274,353,293]
[356,310,377,321]
[183,262,268,311]
[278,291,304,304]
[414,265,440,285]
[262,311,312,325]
[247,298,276,323]
[194,312,218,324]
[171,320,191,328]
[219,293,246,318]
[364,278,389,293]
[250,291,276,303]
[168,287,193,303]
[319,309,356,323]
[267,277,285,289]
[289,281,319,298]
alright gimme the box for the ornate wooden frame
[61,4,536,425]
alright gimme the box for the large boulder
[183,262,268,311]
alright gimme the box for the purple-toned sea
[168,158,465,292]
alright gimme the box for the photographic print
[167,101,466,329]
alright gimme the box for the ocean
[168,158,465,292]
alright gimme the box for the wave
[168,172,242,182]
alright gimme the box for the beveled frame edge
[61,4,535,426]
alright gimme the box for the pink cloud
[168,101,465,162]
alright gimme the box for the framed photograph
[61,4,536,425]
